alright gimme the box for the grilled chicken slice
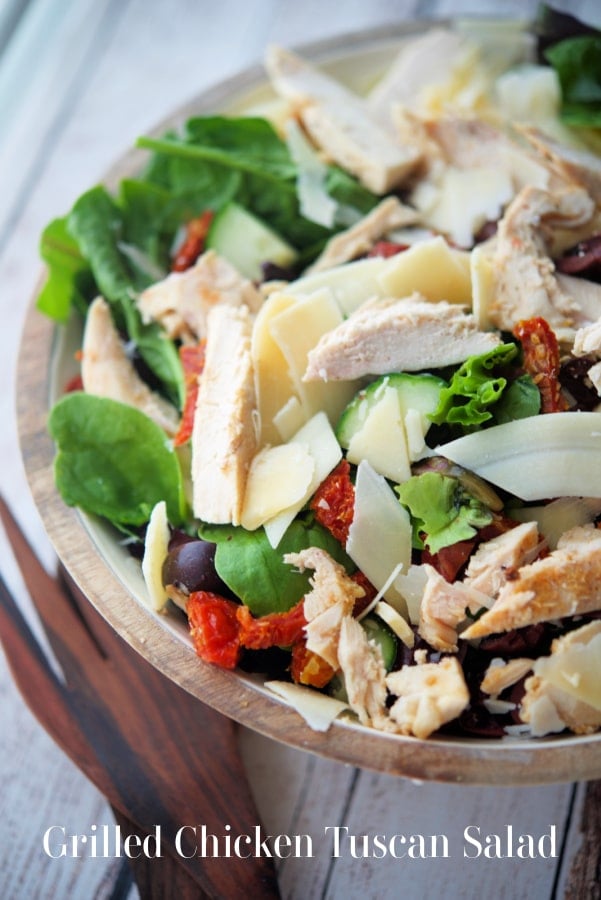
[191,305,257,525]
[265,45,420,194]
[284,547,363,670]
[137,250,262,343]
[461,525,601,639]
[81,296,179,435]
[307,197,419,274]
[418,564,493,653]
[385,657,470,739]
[463,521,541,597]
[489,185,595,332]
[337,615,389,728]
[304,293,500,381]
[520,127,601,205]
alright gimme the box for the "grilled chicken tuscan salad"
[42,7,601,741]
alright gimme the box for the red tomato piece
[237,600,306,650]
[290,639,335,688]
[173,342,206,447]
[367,241,408,258]
[513,317,568,414]
[187,591,241,669]
[171,210,214,272]
[310,460,355,545]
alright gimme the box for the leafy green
[49,393,187,528]
[396,472,493,554]
[430,343,519,429]
[492,374,541,424]
[67,186,184,407]
[37,217,96,321]
[199,515,355,615]
[545,36,601,126]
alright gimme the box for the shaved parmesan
[346,460,412,612]
[510,497,601,550]
[377,235,472,304]
[240,443,315,531]
[286,118,338,228]
[265,680,348,731]
[470,240,496,330]
[251,291,298,447]
[346,385,411,483]
[374,601,414,648]
[264,411,342,547]
[437,412,601,500]
[141,501,170,613]
[534,623,601,712]
[286,257,387,316]
[269,289,360,424]
[273,395,306,441]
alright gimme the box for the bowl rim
[17,17,601,786]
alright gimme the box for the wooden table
[1,0,600,897]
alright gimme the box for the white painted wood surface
[1,0,600,897]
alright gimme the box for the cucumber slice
[335,372,446,449]
[361,613,398,671]
[206,201,298,281]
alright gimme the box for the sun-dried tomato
[237,600,306,650]
[171,211,214,272]
[290,639,336,688]
[367,241,408,258]
[350,570,378,616]
[187,591,242,669]
[173,342,206,447]
[422,538,476,583]
[64,374,84,393]
[513,317,568,414]
[310,460,355,545]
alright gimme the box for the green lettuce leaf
[395,472,493,554]
[430,343,519,429]
[49,393,187,528]
[492,374,541,424]
[199,515,355,615]
[37,217,96,322]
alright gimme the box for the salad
[41,6,601,742]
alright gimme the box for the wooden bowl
[18,21,601,785]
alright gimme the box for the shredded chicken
[461,525,601,639]
[520,127,601,205]
[191,305,257,525]
[463,521,541,597]
[337,615,389,727]
[480,658,534,696]
[385,657,470,739]
[521,621,601,736]
[489,185,595,332]
[304,294,500,381]
[284,547,363,670]
[307,197,419,274]
[573,318,601,357]
[418,564,493,653]
[137,250,262,343]
[81,296,179,435]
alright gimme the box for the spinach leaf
[37,217,96,321]
[49,392,187,527]
[545,36,601,126]
[68,186,184,407]
[429,343,519,429]
[492,374,541,424]
[199,515,355,615]
[395,472,493,554]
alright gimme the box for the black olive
[162,539,234,597]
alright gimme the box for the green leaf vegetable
[545,36,601,127]
[49,393,187,528]
[395,471,493,555]
[200,515,355,616]
[429,343,539,429]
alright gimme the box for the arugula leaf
[545,36,601,126]
[430,343,519,429]
[49,393,187,527]
[37,217,96,322]
[396,472,493,554]
[199,515,355,615]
